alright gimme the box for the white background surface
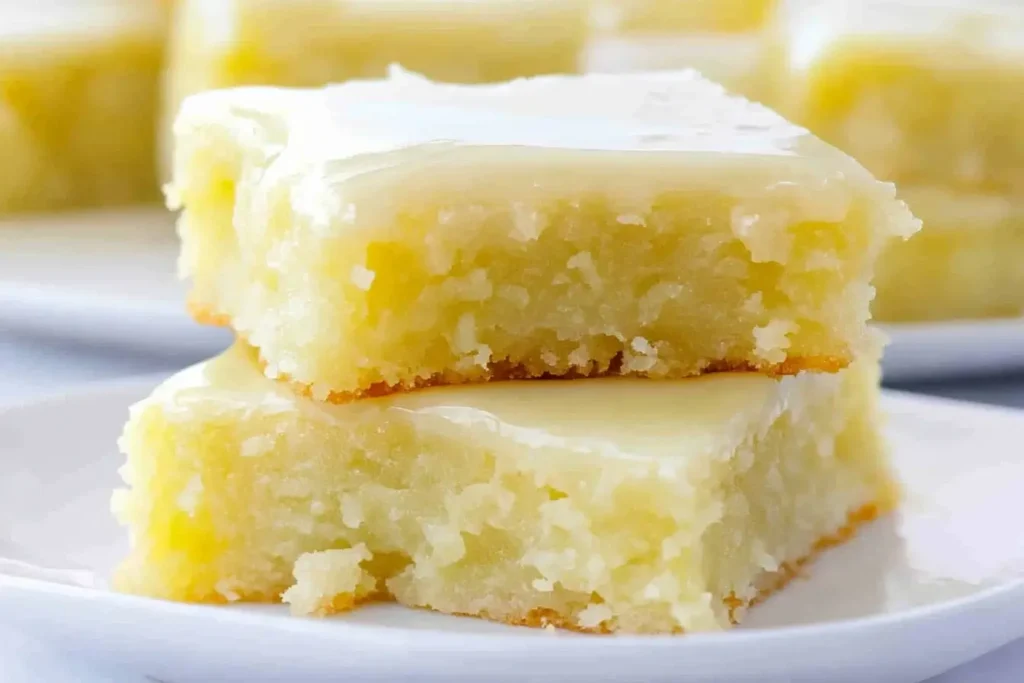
[0,210,232,358]
[1,330,1023,681]
[3,624,1023,682]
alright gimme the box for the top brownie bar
[169,68,918,401]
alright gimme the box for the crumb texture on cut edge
[188,303,851,401]
[289,354,851,403]
[248,502,893,633]
[282,544,377,616]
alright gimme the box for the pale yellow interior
[114,344,893,634]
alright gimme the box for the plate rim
[879,317,1024,381]
[2,569,1023,653]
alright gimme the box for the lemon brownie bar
[874,187,1024,322]
[0,0,166,214]
[160,0,589,172]
[170,69,918,400]
[592,0,778,34]
[785,0,1024,193]
[113,344,893,634]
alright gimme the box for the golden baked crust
[192,298,849,402]
[192,301,847,405]
[725,501,888,621]
[188,299,231,327]
[299,354,851,404]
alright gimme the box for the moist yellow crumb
[113,343,895,634]
[282,545,376,616]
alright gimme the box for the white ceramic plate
[0,381,1022,683]
[0,209,230,356]
[880,320,1024,383]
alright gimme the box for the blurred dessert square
[593,0,779,34]
[585,0,787,107]
[0,1,166,214]
[785,0,1024,194]
[782,0,1024,322]
[160,0,590,170]
[113,343,894,634]
[167,0,588,90]
[873,188,1024,322]
[168,69,918,401]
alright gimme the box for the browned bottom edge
[189,301,848,405]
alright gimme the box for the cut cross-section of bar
[113,344,894,634]
[170,68,918,400]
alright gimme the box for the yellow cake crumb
[113,343,894,634]
[282,545,376,616]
